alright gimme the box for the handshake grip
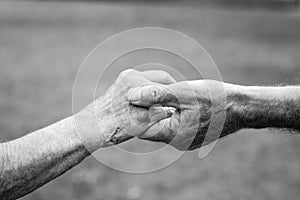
[80,69,300,152]
[125,80,234,151]
[110,105,176,144]
[99,70,237,151]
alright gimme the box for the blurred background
[1,0,300,199]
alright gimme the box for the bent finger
[142,70,176,84]
[148,106,176,123]
[139,118,174,142]
[128,84,180,108]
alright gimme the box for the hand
[76,69,176,152]
[129,80,242,151]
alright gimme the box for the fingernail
[127,87,142,102]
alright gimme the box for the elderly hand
[128,80,242,151]
[76,69,176,152]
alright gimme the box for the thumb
[128,84,179,108]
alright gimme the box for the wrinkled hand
[129,80,242,151]
[76,69,176,152]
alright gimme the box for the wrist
[75,94,120,153]
[222,83,247,132]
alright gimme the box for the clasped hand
[78,69,241,151]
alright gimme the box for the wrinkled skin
[75,69,176,152]
[129,80,241,151]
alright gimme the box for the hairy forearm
[233,85,300,131]
[0,116,90,200]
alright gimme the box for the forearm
[0,116,90,200]
[232,85,300,131]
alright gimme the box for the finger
[140,116,193,151]
[148,105,176,123]
[139,118,174,142]
[110,132,134,145]
[128,84,180,108]
[141,70,176,84]
[123,106,174,138]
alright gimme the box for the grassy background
[1,1,300,200]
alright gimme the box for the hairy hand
[76,69,176,152]
[129,80,242,151]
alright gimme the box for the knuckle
[119,69,132,78]
[117,69,136,84]
[118,69,142,83]
[157,71,174,82]
[151,85,163,102]
[160,71,171,78]
[156,70,168,76]
[165,73,173,80]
